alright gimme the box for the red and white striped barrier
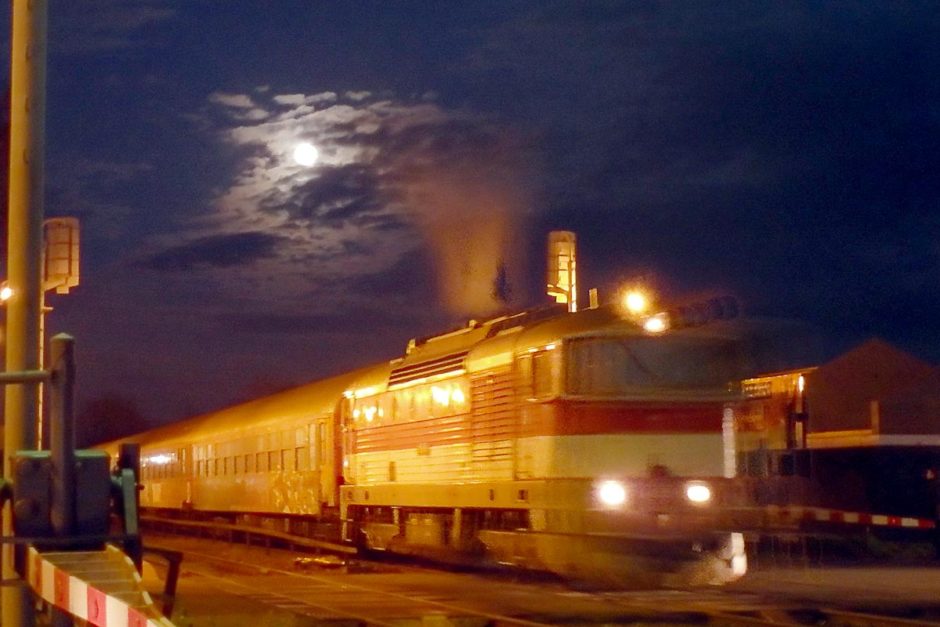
[27,545,174,627]
[764,505,936,529]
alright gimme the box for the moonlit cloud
[274,94,307,106]
[144,90,535,317]
[209,92,257,109]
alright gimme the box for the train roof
[104,364,379,449]
[107,303,749,448]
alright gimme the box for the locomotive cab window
[565,336,739,397]
[518,347,562,399]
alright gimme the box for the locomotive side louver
[388,350,469,388]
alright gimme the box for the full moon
[293,142,319,167]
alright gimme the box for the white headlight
[642,313,670,333]
[685,482,712,504]
[597,480,627,507]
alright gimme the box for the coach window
[256,452,267,473]
[268,450,280,471]
[244,453,253,473]
[317,422,326,466]
[296,446,309,471]
[283,448,294,472]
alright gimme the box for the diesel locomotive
[108,301,749,585]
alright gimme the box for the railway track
[145,532,940,626]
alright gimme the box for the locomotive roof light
[622,289,651,316]
[596,480,628,508]
[684,481,712,504]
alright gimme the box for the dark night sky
[0,1,937,431]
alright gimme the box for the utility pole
[4,0,48,625]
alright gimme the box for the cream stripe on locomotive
[350,432,725,485]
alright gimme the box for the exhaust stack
[546,230,577,313]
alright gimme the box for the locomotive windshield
[565,335,740,397]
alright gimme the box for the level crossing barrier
[27,545,172,626]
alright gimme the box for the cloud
[55,0,177,54]
[137,232,285,272]
[141,89,537,318]
[274,94,307,106]
[47,159,155,242]
[209,93,257,109]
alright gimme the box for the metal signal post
[4,0,48,625]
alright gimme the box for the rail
[141,515,357,555]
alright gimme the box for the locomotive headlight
[596,480,628,507]
[642,313,670,334]
[685,481,712,504]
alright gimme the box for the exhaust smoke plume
[395,122,534,317]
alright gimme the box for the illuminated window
[428,385,447,417]
[244,454,253,473]
[269,451,280,471]
[452,384,467,408]
[256,452,267,473]
[317,422,326,466]
[431,385,450,408]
